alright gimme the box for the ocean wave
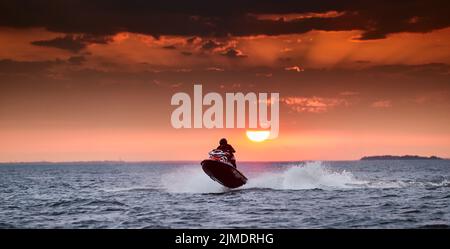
[425,179,450,187]
[100,186,157,193]
[48,198,89,207]
[85,200,126,207]
[417,224,450,229]
[48,198,126,208]
[393,179,450,189]
[0,222,16,229]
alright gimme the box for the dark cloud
[180,51,193,56]
[278,57,292,62]
[31,35,86,52]
[162,45,177,49]
[31,35,111,52]
[186,37,200,44]
[355,60,371,64]
[0,59,63,74]
[367,63,450,75]
[0,56,84,77]
[1,0,448,40]
[201,40,223,50]
[68,56,86,65]
[221,48,247,58]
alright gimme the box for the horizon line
[0,159,352,164]
[0,158,448,164]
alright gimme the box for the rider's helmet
[219,138,228,145]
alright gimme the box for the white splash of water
[244,161,367,190]
[161,166,228,193]
[161,161,370,193]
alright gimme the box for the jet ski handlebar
[208,149,230,156]
[207,149,232,163]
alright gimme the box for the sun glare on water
[246,130,270,142]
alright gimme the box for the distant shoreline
[360,155,443,161]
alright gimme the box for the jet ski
[201,149,248,188]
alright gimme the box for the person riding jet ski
[216,138,236,168]
[201,139,247,188]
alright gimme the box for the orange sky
[1,1,450,161]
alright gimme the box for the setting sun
[246,130,270,142]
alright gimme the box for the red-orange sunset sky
[1,0,450,161]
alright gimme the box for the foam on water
[245,161,367,190]
[161,166,228,193]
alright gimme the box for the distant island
[361,155,443,160]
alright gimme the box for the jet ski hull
[201,159,248,188]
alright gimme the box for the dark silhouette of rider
[217,138,236,168]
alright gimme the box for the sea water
[0,160,449,228]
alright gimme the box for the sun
[246,130,270,142]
